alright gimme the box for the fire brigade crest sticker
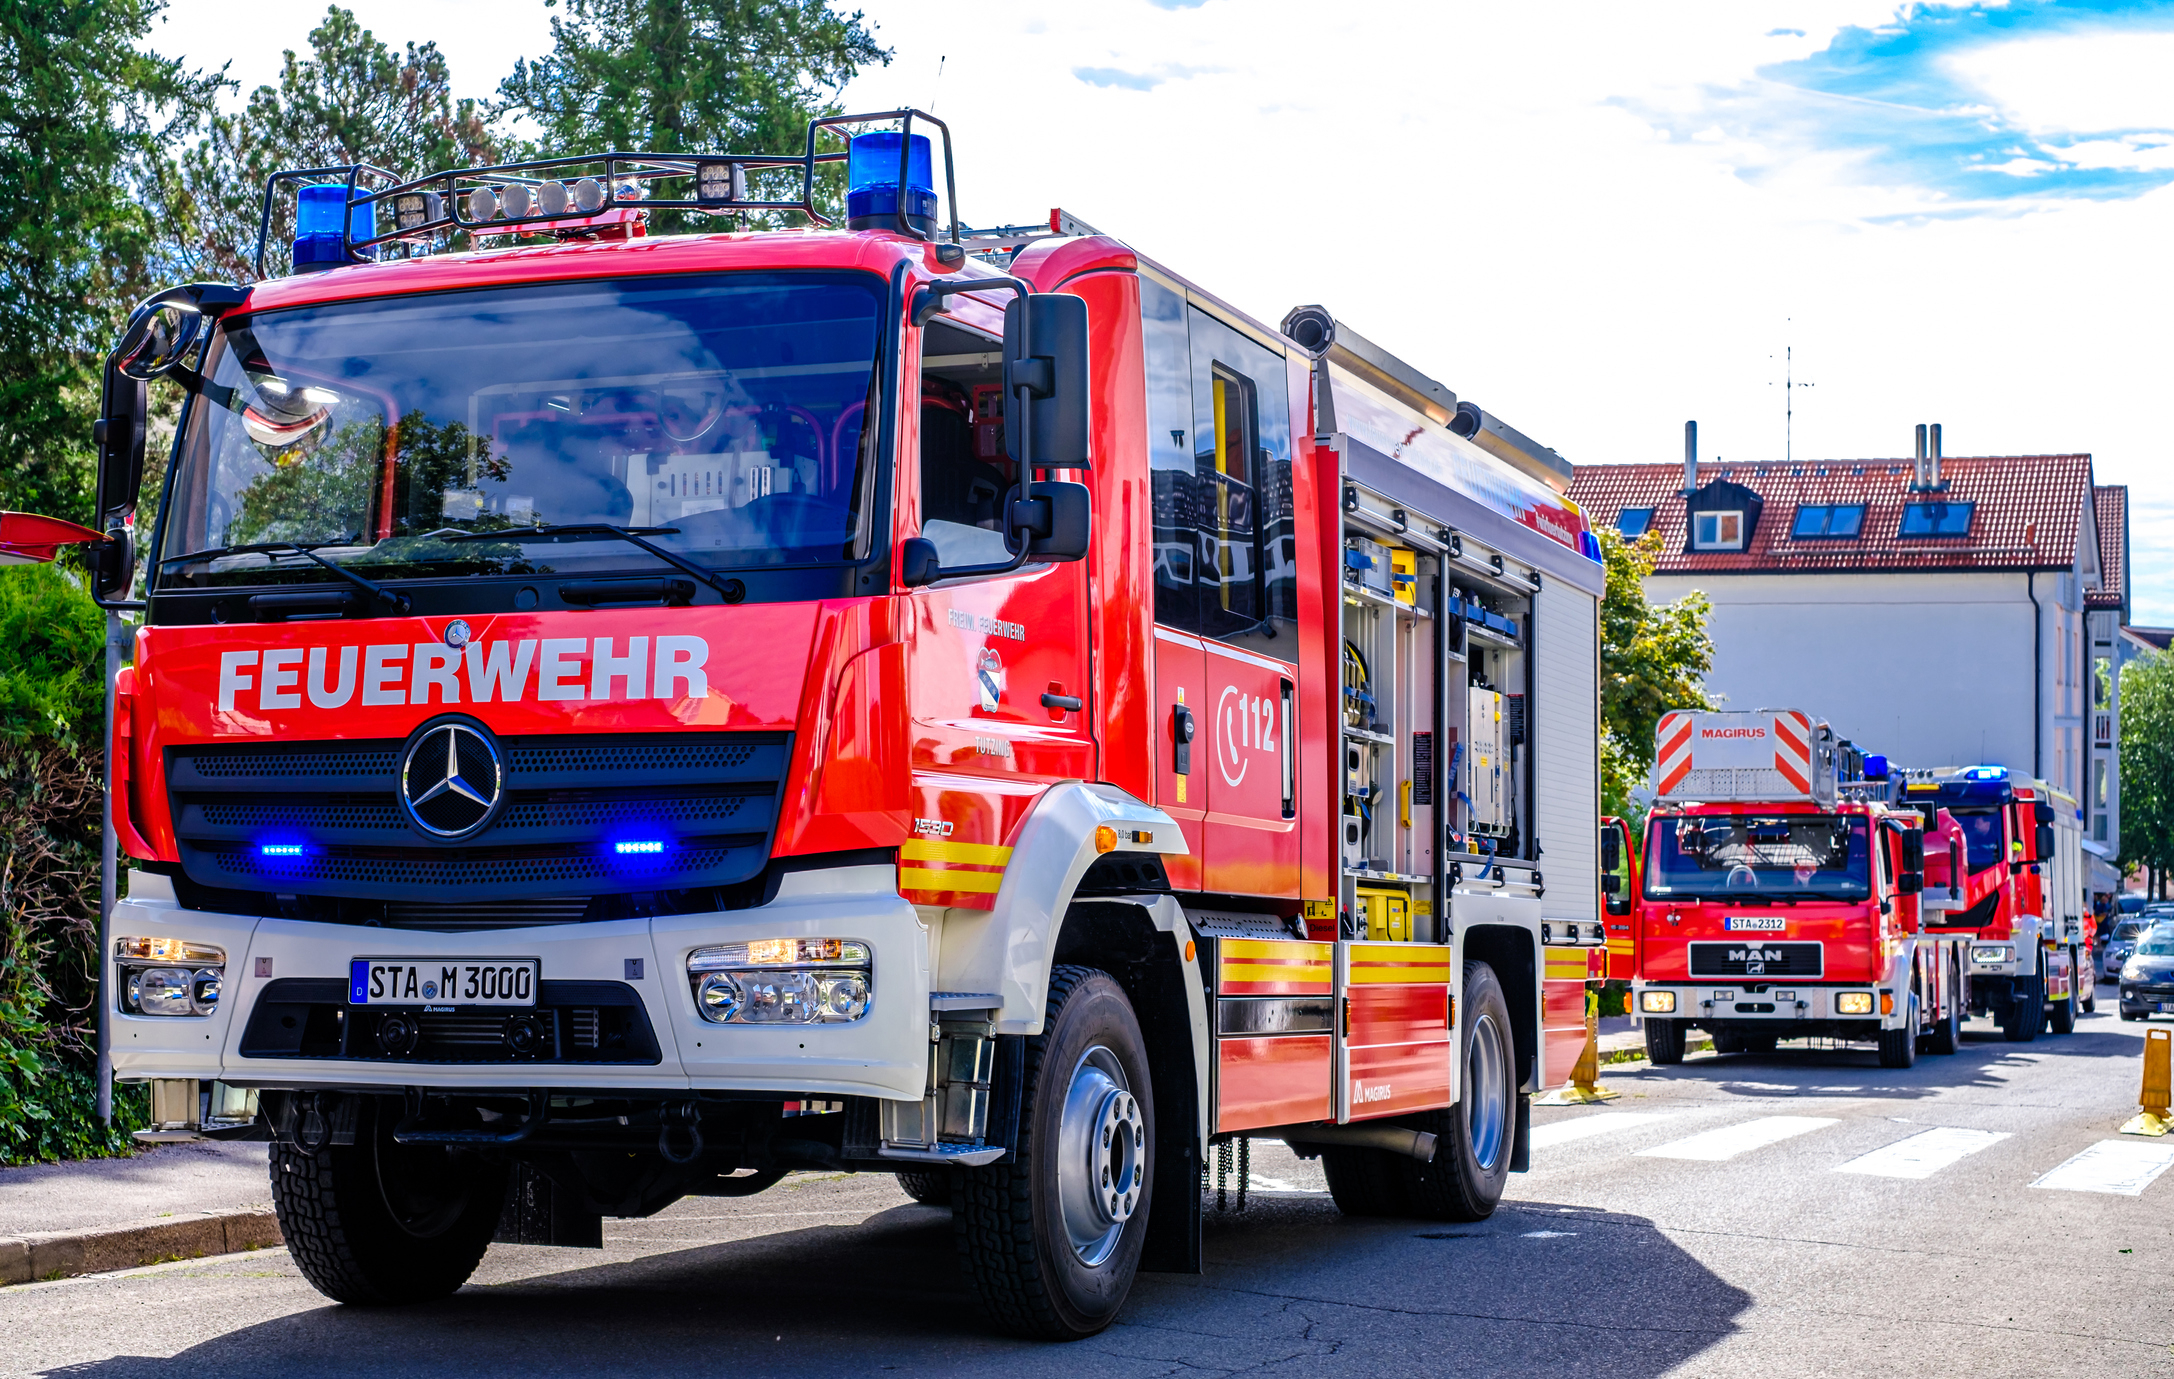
[977,650,1006,712]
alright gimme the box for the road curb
[0,1210,282,1286]
[1599,1034,1716,1065]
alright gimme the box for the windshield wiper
[445,524,742,600]
[158,541,410,614]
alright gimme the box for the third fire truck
[1615,710,1967,1068]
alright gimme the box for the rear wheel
[1928,958,1963,1056]
[953,967,1152,1341]
[2079,947,2097,1013]
[270,1099,507,1306]
[1712,1030,1745,1055]
[1395,961,1517,1222]
[1738,1033,1778,1057]
[2049,980,2077,1035]
[1321,1143,1406,1217]
[1878,996,1920,1069]
[1645,1018,1687,1065]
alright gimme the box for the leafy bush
[0,564,130,1164]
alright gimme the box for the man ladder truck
[0,112,1604,1339]
[1623,710,1966,1067]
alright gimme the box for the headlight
[116,938,225,1017]
[1641,990,1676,1014]
[1836,991,1875,1015]
[1971,945,2014,965]
[2123,962,2145,982]
[688,938,871,1024]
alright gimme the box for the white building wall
[1643,569,2079,789]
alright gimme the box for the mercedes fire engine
[1898,766,2094,1039]
[1622,710,1967,1068]
[0,113,1606,1338]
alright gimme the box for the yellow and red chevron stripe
[1347,943,1454,985]
[1219,939,1333,995]
[899,839,1012,907]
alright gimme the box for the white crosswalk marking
[2030,1140,2174,1196]
[1638,1115,1839,1161]
[1527,1112,1680,1150]
[1835,1127,2010,1180]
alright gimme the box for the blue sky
[155,0,2174,621]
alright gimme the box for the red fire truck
[1899,766,2094,1040]
[1625,710,1967,1068]
[1,113,1606,1338]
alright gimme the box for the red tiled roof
[1566,455,2095,574]
[2089,484,2127,609]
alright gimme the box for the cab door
[1601,816,1638,980]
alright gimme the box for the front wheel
[1928,958,1963,1056]
[954,967,1152,1341]
[1878,997,1920,1069]
[1645,1017,1687,1065]
[270,1099,507,1305]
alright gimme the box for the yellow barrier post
[2119,1027,2171,1137]
[1540,987,1621,1105]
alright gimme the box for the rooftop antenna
[930,55,945,112]
[1770,334,1815,464]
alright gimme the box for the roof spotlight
[538,180,572,216]
[501,183,533,219]
[393,191,444,233]
[614,179,646,203]
[695,160,745,204]
[466,186,498,221]
[572,177,605,214]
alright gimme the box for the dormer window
[1899,501,1974,537]
[1617,507,1654,539]
[1692,510,1744,550]
[1792,504,1865,539]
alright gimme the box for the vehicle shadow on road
[1601,1019,2138,1100]
[33,1193,1749,1379]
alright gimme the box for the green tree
[0,0,218,523]
[2118,651,2174,897]
[1598,528,1715,820]
[496,0,890,218]
[160,6,501,282]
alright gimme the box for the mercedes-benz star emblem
[443,619,472,649]
[398,718,505,839]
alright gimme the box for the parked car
[2118,931,2174,1020]
[2103,916,2160,978]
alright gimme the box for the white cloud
[1945,30,2174,136]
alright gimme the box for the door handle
[1041,692,1083,711]
[1172,704,1195,776]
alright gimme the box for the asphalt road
[6,1009,2170,1378]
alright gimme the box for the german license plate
[2158,1002,2174,1014]
[349,958,538,1007]
[1724,916,1786,932]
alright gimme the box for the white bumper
[1633,980,1908,1030]
[109,866,930,1102]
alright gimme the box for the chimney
[1929,423,1942,489]
[1912,423,1940,492]
[1682,420,1698,495]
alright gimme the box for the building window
[1791,504,1865,539]
[1692,510,1744,550]
[1899,501,1974,537]
[1617,507,1654,539]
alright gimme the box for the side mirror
[1601,827,1622,870]
[1898,871,1923,895]
[2035,823,2054,861]
[94,360,149,532]
[1003,293,1090,469]
[1013,481,1089,561]
[1899,831,1925,873]
[1601,874,1620,895]
[899,536,942,588]
[114,304,205,381]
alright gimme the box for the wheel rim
[1465,1012,1508,1171]
[1054,1044,1145,1268]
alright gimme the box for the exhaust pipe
[1271,1123,1439,1162]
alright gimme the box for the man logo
[398,717,505,840]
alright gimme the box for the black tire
[1394,961,1518,1221]
[1712,1029,1745,1055]
[2080,952,2097,1013]
[953,966,1153,1341]
[1738,1033,1778,1056]
[269,1099,507,1306]
[2014,971,2043,1043]
[2049,982,2076,1035]
[1645,1017,1687,1065]
[1928,958,1962,1056]
[1878,998,1920,1069]
[896,1169,952,1206]
[1321,1143,1407,1217]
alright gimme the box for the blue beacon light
[845,131,936,235]
[292,183,377,273]
[615,840,666,856]
[259,843,306,858]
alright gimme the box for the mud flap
[1509,1093,1531,1173]
[495,1161,602,1248]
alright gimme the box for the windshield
[1645,814,1871,901]
[157,272,886,590]
[2114,918,2153,940]
[1949,808,2005,872]
[2136,935,2174,959]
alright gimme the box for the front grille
[169,731,788,906]
[1689,941,1824,979]
[381,900,593,931]
[238,977,660,1065]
